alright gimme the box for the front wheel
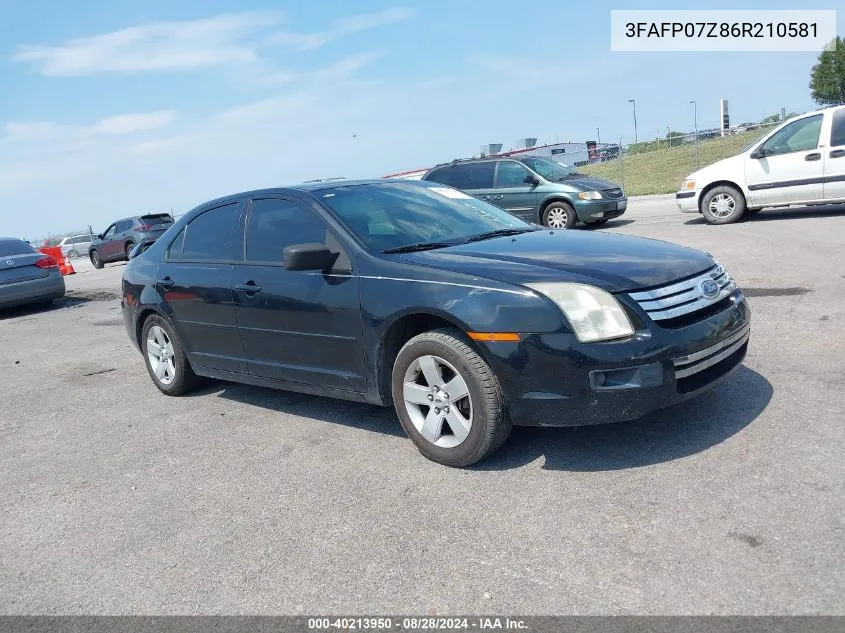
[125,242,135,260]
[391,328,511,467]
[700,185,746,224]
[542,201,577,229]
[67,249,79,259]
[90,250,104,269]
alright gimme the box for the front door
[233,196,365,392]
[823,107,845,202]
[99,224,118,260]
[492,160,540,221]
[156,201,247,374]
[745,113,824,207]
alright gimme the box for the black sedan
[121,180,750,466]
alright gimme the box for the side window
[115,220,130,233]
[167,228,186,260]
[425,167,453,187]
[102,224,117,238]
[178,203,242,261]
[830,108,845,148]
[761,115,823,156]
[451,162,495,190]
[245,198,337,264]
[495,161,532,187]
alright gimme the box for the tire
[700,185,746,224]
[391,328,511,467]
[90,250,104,269]
[141,315,201,396]
[542,201,577,229]
[67,249,79,259]
[125,242,135,260]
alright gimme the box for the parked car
[89,213,175,269]
[59,233,95,259]
[421,156,627,229]
[0,238,66,309]
[122,180,750,467]
[677,105,845,224]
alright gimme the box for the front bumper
[676,190,700,213]
[574,197,628,221]
[480,290,750,427]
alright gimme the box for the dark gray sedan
[0,238,66,309]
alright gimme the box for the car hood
[399,230,715,293]
[559,175,621,191]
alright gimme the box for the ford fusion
[122,180,750,466]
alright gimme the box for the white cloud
[3,111,176,143]
[13,12,279,76]
[251,51,384,87]
[266,7,416,51]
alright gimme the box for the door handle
[235,282,262,294]
[155,277,174,289]
[830,149,845,158]
[491,195,504,200]
[804,152,821,161]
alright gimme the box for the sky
[1,0,842,239]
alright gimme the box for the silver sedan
[0,238,66,309]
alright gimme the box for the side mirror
[97,234,104,240]
[524,174,540,185]
[750,147,766,159]
[283,243,337,271]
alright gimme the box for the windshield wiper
[464,228,537,243]
[382,241,456,254]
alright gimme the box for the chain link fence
[573,123,779,196]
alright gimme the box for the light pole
[628,99,638,144]
[690,99,699,167]
[596,127,601,144]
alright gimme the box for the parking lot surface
[1,198,843,615]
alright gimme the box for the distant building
[383,138,619,179]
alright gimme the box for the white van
[677,105,845,224]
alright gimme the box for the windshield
[520,157,576,181]
[317,182,533,252]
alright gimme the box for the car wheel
[125,242,135,260]
[700,185,746,224]
[391,328,511,467]
[142,315,201,396]
[67,249,79,259]
[542,201,577,229]
[90,250,104,269]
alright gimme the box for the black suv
[89,213,174,269]
[422,156,626,229]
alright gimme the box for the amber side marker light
[467,332,521,342]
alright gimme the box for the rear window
[0,239,36,256]
[139,214,174,224]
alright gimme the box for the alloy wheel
[146,325,176,385]
[708,193,736,218]
[402,354,472,448]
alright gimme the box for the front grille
[672,324,750,380]
[628,265,736,323]
[603,188,624,199]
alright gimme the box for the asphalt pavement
[1,198,843,614]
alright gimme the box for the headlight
[681,179,696,190]
[525,282,635,343]
[577,191,602,200]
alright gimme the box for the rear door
[233,196,365,391]
[425,162,496,202]
[156,201,248,374]
[492,160,540,221]
[823,107,845,202]
[0,240,49,286]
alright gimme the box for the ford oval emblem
[699,279,720,300]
